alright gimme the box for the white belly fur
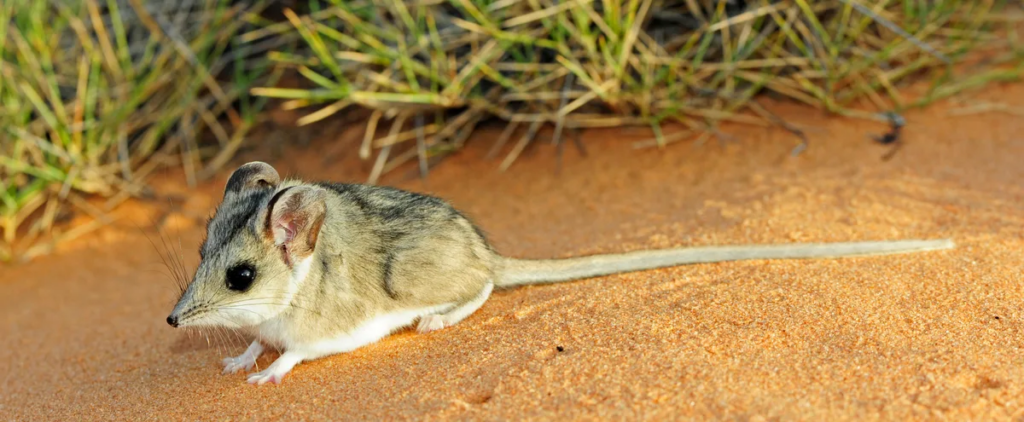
[278,303,456,360]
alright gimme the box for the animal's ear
[224,162,280,197]
[263,186,327,265]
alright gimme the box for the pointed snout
[166,314,179,327]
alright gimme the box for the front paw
[222,355,257,374]
[247,368,286,385]
[244,351,302,385]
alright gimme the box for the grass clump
[1,0,1022,262]
[0,0,277,261]
[254,0,1023,176]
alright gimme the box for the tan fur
[166,161,955,385]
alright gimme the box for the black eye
[226,264,256,291]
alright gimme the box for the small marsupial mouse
[166,161,954,385]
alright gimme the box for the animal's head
[165,162,327,330]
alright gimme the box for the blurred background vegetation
[1,0,1022,262]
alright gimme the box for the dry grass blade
[5,0,1022,261]
[253,1,1019,183]
[500,120,544,172]
[368,112,410,184]
[836,0,952,64]
[1,0,274,261]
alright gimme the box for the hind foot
[417,314,446,333]
[416,282,494,334]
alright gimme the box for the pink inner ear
[272,218,298,246]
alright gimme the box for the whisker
[214,315,251,347]
[209,324,228,356]
[139,220,188,301]
[174,233,191,286]
[226,327,250,349]
[182,308,245,355]
[152,220,185,292]
[217,305,341,330]
[213,306,269,320]
[167,229,192,296]
[216,322,239,354]
[216,300,327,318]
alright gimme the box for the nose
[166,315,178,327]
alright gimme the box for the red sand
[2,83,1024,421]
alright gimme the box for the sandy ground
[2,82,1024,421]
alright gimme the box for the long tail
[495,238,955,287]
